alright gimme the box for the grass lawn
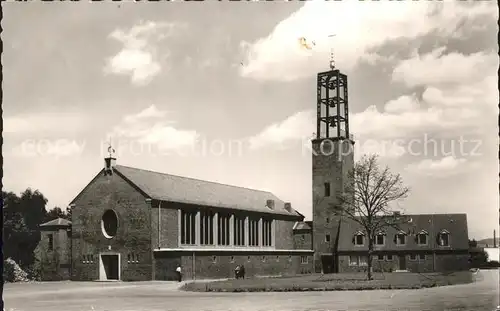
[181,271,474,292]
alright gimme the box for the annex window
[324,183,331,197]
[349,256,367,266]
[417,231,428,245]
[375,233,385,246]
[181,210,197,245]
[409,254,417,261]
[233,215,246,246]
[377,254,384,260]
[438,230,450,247]
[48,234,54,251]
[353,232,365,246]
[200,210,215,245]
[325,234,331,243]
[395,232,406,245]
[418,254,426,260]
[262,218,273,247]
[386,254,393,261]
[248,217,260,246]
[300,256,308,264]
[217,212,231,246]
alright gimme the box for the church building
[37,65,470,281]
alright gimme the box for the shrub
[3,258,30,282]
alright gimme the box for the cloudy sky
[3,1,498,239]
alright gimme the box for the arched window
[375,232,386,246]
[394,231,406,245]
[101,210,118,238]
[353,231,365,246]
[437,230,450,246]
[416,230,428,245]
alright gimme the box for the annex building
[37,66,470,281]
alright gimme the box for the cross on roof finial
[107,139,115,158]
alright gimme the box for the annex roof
[293,221,312,231]
[39,218,72,227]
[336,213,469,251]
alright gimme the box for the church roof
[39,218,72,227]
[111,165,302,217]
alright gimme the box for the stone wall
[154,252,313,280]
[38,228,71,281]
[71,169,153,281]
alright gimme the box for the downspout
[431,215,436,272]
[193,252,196,281]
[158,201,161,249]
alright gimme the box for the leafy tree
[2,189,49,272]
[469,239,478,248]
[333,154,410,280]
[45,206,70,222]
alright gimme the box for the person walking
[176,265,182,282]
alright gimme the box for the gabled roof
[293,221,312,231]
[335,213,469,251]
[40,218,72,227]
[112,165,301,217]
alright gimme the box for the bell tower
[311,60,355,273]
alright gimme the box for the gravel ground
[3,269,499,311]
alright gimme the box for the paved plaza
[3,270,499,311]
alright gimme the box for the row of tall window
[180,210,274,247]
[352,230,450,247]
[248,217,260,246]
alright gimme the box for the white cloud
[353,49,497,140]
[8,139,86,159]
[406,156,472,177]
[384,94,420,113]
[104,21,180,86]
[392,49,498,88]
[248,111,314,150]
[109,105,199,152]
[239,1,495,81]
[4,113,89,134]
[247,48,496,155]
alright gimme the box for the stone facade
[37,221,72,281]
[312,139,354,273]
[70,168,153,281]
[155,252,313,281]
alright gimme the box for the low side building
[37,218,72,281]
[327,213,470,273]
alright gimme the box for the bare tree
[332,154,410,280]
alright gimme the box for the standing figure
[240,264,245,279]
[234,265,241,279]
[176,265,182,282]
